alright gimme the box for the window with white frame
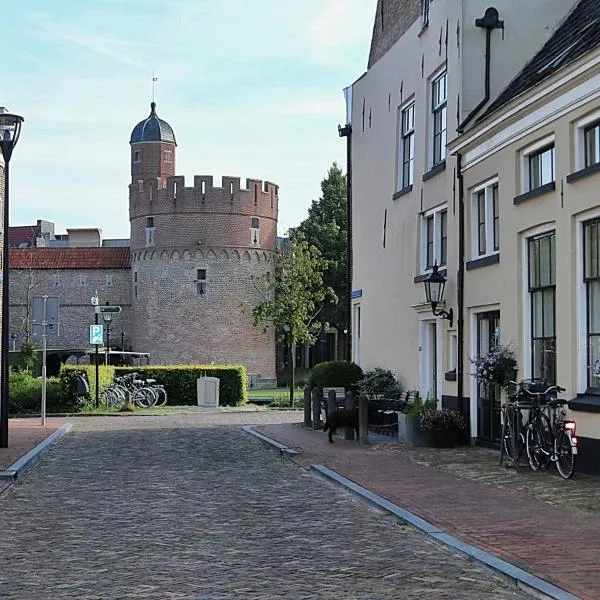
[431,70,447,166]
[196,268,207,296]
[53,272,60,286]
[145,216,155,247]
[106,274,113,287]
[584,218,600,391]
[79,274,87,286]
[250,216,260,247]
[573,110,600,172]
[164,149,173,163]
[528,231,556,385]
[396,101,415,191]
[471,180,499,258]
[421,206,447,272]
[137,180,144,193]
[521,137,555,193]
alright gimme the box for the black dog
[323,409,359,443]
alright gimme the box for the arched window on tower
[173,181,177,200]
[195,268,207,296]
[145,216,155,247]
[251,217,260,247]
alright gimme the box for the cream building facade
[347,1,585,445]
[450,0,600,474]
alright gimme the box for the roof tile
[9,248,131,270]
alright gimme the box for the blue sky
[1,0,374,239]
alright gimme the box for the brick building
[8,103,278,382]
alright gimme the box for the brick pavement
[0,412,530,599]
[252,420,600,600]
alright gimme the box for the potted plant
[471,344,518,389]
[398,396,437,445]
[419,408,466,448]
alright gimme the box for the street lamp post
[0,108,24,448]
[103,309,112,366]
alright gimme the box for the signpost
[91,298,121,406]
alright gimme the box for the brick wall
[368,0,421,68]
[9,268,132,351]
[131,250,276,378]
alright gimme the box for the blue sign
[89,324,104,345]
[351,289,363,299]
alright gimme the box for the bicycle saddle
[546,398,568,407]
[145,379,156,384]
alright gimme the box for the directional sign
[89,324,104,345]
[95,305,121,314]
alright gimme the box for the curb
[242,426,580,600]
[242,426,299,456]
[311,464,581,600]
[0,422,73,481]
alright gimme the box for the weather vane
[152,72,158,103]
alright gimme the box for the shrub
[60,365,115,411]
[419,408,466,432]
[471,344,518,388]
[309,361,364,392]
[404,396,437,417]
[114,364,248,406]
[9,370,74,414]
[357,367,402,399]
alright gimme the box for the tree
[291,163,348,335]
[250,237,337,405]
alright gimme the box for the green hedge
[113,364,248,406]
[309,361,364,392]
[60,364,116,410]
[9,370,73,414]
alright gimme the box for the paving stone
[0,413,529,599]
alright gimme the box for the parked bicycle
[102,372,167,408]
[500,380,577,479]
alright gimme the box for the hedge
[308,361,364,392]
[60,364,116,411]
[9,370,73,414]
[113,364,248,406]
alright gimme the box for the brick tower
[128,103,277,380]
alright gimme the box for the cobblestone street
[0,413,530,599]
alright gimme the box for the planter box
[398,414,431,446]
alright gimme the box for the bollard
[312,388,321,430]
[327,389,337,421]
[344,391,356,440]
[358,394,369,445]
[303,387,312,427]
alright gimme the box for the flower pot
[398,414,431,446]
[429,428,458,448]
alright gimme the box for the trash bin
[197,377,220,408]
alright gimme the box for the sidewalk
[0,419,64,492]
[253,421,600,600]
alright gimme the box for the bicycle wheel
[133,387,157,408]
[103,386,125,407]
[502,407,519,463]
[526,412,551,470]
[153,386,168,407]
[555,430,576,479]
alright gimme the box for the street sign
[32,296,60,337]
[89,324,104,345]
[95,305,121,314]
[91,296,99,306]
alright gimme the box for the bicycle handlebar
[506,380,565,396]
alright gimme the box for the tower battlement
[129,174,279,220]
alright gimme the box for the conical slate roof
[130,102,176,145]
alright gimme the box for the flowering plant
[471,344,518,388]
[419,408,466,432]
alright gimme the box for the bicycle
[499,381,535,466]
[524,385,577,479]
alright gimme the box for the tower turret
[129,102,176,182]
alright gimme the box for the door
[476,311,501,444]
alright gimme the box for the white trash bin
[197,377,220,408]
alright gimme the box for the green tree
[291,163,348,334]
[250,237,337,405]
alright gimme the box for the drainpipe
[456,152,465,408]
[339,122,352,362]
[457,7,504,133]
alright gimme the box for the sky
[0,0,374,239]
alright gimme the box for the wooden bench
[368,390,421,437]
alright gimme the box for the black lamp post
[103,308,112,366]
[423,264,453,328]
[0,108,23,448]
